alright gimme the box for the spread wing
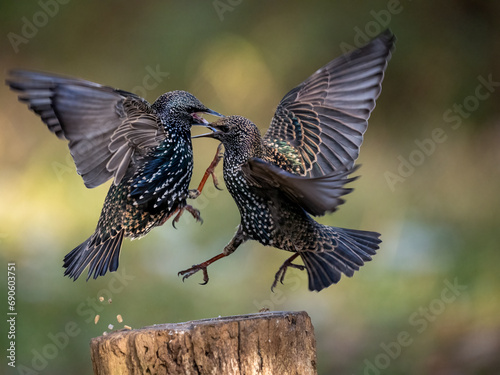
[7,70,167,188]
[264,29,395,177]
[241,158,359,216]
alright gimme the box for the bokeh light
[1,1,499,374]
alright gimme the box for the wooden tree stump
[90,310,317,375]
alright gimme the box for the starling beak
[180,30,394,291]
[191,124,221,139]
[191,109,224,126]
[6,70,223,280]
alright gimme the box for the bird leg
[178,229,245,285]
[188,144,223,199]
[271,253,305,292]
[170,205,203,228]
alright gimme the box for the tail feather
[88,230,123,279]
[63,230,124,281]
[300,227,381,292]
[301,252,343,288]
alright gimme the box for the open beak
[191,109,224,126]
[192,109,224,139]
[192,125,219,139]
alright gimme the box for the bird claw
[171,205,203,228]
[212,173,223,191]
[271,254,304,292]
[186,205,203,224]
[177,251,228,286]
[189,144,224,199]
[178,264,210,285]
[207,150,224,192]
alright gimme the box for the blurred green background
[1,1,499,374]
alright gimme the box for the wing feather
[264,30,395,176]
[242,157,359,216]
[7,70,167,187]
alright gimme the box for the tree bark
[90,310,317,375]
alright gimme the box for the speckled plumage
[180,31,395,291]
[187,116,382,292]
[7,71,221,280]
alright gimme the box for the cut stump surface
[90,310,317,375]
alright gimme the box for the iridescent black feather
[181,31,394,291]
[6,70,222,280]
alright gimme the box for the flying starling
[179,30,395,292]
[7,70,222,280]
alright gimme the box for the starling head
[203,115,263,164]
[152,90,222,129]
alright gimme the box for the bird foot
[189,144,224,199]
[271,253,305,292]
[172,205,203,228]
[178,252,228,285]
[178,264,210,285]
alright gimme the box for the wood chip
[124,325,132,330]
[117,314,123,323]
[108,298,112,304]
[108,324,114,330]
[94,315,100,324]
[99,296,104,302]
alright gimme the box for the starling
[7,70,222,280]
[179,30,395,292]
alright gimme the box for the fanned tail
[300,227,381,292]
[63,230,124,281]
